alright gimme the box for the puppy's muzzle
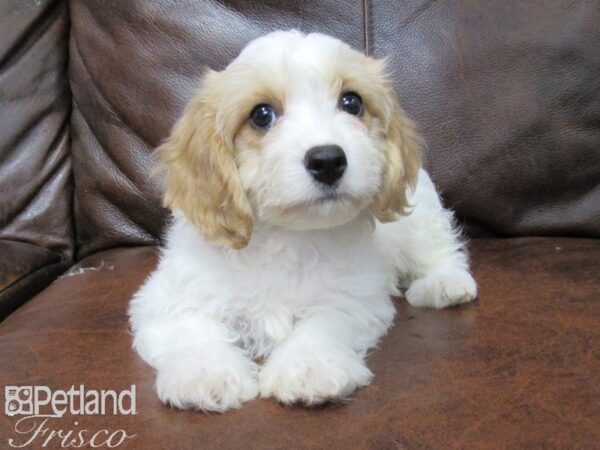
[304,145,347,186]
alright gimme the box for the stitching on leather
[362,0,371,56]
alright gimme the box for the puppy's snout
[304,145,347,186]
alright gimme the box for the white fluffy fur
[129,31,477,412]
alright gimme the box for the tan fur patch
[155,71,254,249]
[337,54,422,220]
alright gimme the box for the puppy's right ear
[155,71,253,249]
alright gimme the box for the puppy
[129,30,477,412]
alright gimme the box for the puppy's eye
[250,104,277,129]
[340,92,363,116]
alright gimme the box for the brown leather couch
[1,1,599,448]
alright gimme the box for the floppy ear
[155,71,253,249]
[372,86,422,222]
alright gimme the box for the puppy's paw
[156,350,258,412]
[406,266,477,309]
[259,348,372,405]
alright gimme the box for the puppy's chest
[221,237,389,311]
[215,233,391,356]
[219,252,321,357]
[226,248,336,306]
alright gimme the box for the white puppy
[129,30,477,412]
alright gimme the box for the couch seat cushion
[1,238,598,448]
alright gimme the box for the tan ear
[372,93,422,222]
[155,71,253,249]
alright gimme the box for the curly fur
[129,30,477,412]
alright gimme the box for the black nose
[304,145,347,186]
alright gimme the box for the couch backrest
[0,0,73,259]
[371,1,600,238]
[3,1,600,261]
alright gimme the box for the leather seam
[362,0,371,56]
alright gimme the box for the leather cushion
[68,0,600,259]
[371,0,600,237]
[1,238,599,448]
[0,0,73,258]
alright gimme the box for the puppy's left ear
[372,81,422,222]
[156,71,253,249]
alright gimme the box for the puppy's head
[157,31,421,249]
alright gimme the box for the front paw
[156,350,258,412]
[406,266,477,309]
[259,348,372,405]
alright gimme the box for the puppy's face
[157,31,421,249]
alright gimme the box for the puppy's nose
[304,145,347,186]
